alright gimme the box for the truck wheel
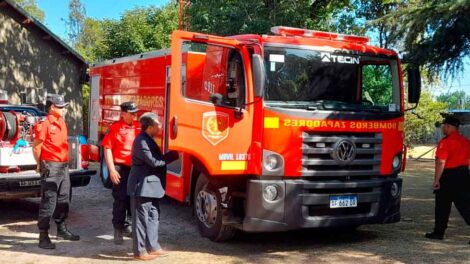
[194,173,236,242]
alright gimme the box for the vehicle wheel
[194,173,236,242]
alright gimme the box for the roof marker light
[270,26,369,44]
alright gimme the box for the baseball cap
[443,116,460,127]
[120,101,138,113]
[46,94,69,108]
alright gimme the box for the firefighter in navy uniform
[425,116,470,243]
[33,94,80,250]
[101,101,140,244]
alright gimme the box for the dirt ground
[1,160,470,264]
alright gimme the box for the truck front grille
[301,132,382,177]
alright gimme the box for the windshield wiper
[357,103,388,113]
[306,100,357,111]
[267,100,389,113]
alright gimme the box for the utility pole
[178,0,190,30]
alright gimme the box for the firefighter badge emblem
[202,111,229,145]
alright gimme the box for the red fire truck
[89,26,421,241]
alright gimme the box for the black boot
[114,228,124,245]
[425,232,444,240]
[57,223,80,241]
[39,230,56,249]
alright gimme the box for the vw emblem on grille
[331,139,356,165]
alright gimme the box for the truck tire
[194,173,236,242]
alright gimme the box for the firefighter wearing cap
[425,116,470,242]
[33,94,80,250]
[101,101,140,244]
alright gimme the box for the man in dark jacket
[127,112,178,261]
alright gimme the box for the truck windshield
[264,46,401,112]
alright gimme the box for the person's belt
[42,161,69,168]
[444,165,468,171]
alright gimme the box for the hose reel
[0,112,19,141]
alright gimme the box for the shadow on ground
[0,160,469,264]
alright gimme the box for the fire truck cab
[89,27,421,241]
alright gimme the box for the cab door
[167,30,256,177]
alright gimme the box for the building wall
[0,4,85,135]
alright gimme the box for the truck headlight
[392,155,401,171]
[263,185,279,201]
[391,182,400,198]
[264,154,280,171]
[262,150,284,176]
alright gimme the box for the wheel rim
[195,188,218,228]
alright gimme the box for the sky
[35,0,470,95]
[37,0,169,39]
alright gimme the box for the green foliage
[75,18,107,62]
[188,0,354,35]
[72,3,178,61]
[82,83,90,136]
[101,4,178,59]
[405,91,448,145]
[353,0,400,48]
[436,91,470,110]
[12,0,45,22]
[362,64,393,105]
[377,0,470,78]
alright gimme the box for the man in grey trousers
[127,112,178,261]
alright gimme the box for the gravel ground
[1,160,470,264]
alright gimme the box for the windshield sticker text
[321,52,360,64]
[269,54,285,63]
[283,119,398,130]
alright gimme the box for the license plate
[19,180,41,187]
[330,195,358,208]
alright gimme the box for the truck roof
[91,27,399,70]
[90,48,171,69]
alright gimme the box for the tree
[378,0,470,78]
[353,0,401,48]
[101,3,178,59]
[436,91,470,110]
[75,18,107,62]
[405,91,448,145]
[65,0,86,45]
[188,0,354,36]
[12,0,45,22]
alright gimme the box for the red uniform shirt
[436,131,470,169]
[34,114,69,162]
[101,119,140,167]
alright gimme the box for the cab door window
[182,41,245,108]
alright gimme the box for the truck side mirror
[407,67,421,104]
[209,93,223,105]
[252,54,266,98]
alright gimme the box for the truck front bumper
[242,177,402,232]
[0,169,96,199]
